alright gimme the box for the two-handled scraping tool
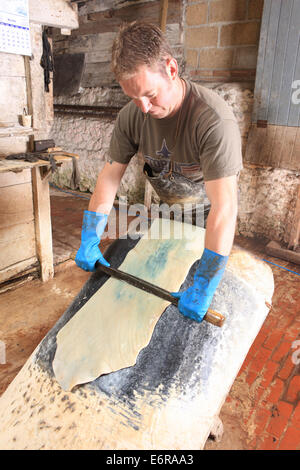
[95,261,225,327]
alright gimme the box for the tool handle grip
[204,308,225,327]
[171,297,225,327]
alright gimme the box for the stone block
[185,49,199,68]
[220,22,261,46]
[248,0,264,20]
[233,46,258,68]
[210,0,247,23]
[185,26,218,48]
[199,47,234,69]
[186,2,208,26]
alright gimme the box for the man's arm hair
[204,175,238,256]
[88,161,128,214]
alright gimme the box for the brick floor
[220,235,300,450]
[48,187,300,450]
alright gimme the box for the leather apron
[143,163,210,227]
[141,93,211,227]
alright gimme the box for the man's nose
[137,97,151,113]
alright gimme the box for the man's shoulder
[187,80,236,122]
[117,100,144,130]
[119,99,140,117]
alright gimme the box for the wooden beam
[245,123,300,171]
[0,257,38,284]
[0,222,36,271]
[24,55,33,154]
[160,0,168,32]
[73,0,180,36]
[31,167,54,282]
[29,0,79,29]
[265,241,300,266]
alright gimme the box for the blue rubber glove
[172,248,228,323]
[75,210,110,272]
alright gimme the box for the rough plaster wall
[237,167,299,244]
[50,114,146,203]
[54,86,129,108]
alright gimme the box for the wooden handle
[96,263,225,327]
[204,308,225,327]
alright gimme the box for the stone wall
[238,167,299,245]
[184,0,263,82]
[50,113,146,203]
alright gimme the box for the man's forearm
[204,204,237,256]
[88,161,127,214]
[172,201,236,323]
[204,175,238,256]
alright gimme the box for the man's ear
[166,57,178,80]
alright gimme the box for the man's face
[119,63,178,119]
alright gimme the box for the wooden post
[24,56,33,117]
[31,166,54,281]
[160,0,168,32]
[288,184,300,251]
[24,55,35,152]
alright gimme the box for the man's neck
[169,76,185,117]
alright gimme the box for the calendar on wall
[0,0,31,56]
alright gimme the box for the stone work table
[0,234,274,450]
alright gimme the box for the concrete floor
[0,186,299,450]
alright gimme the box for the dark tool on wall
[95,261,225,327]
[34,139,55,152]
[40,28,54,92]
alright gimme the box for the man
[75,21,243,323]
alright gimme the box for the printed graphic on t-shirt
[156,138,172,160]
[144,138,202,178]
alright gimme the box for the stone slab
[0,231,274,449]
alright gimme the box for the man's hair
[111,21,173,81]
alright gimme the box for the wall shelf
[0,126,34,138]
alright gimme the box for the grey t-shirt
[109,80,243,183]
